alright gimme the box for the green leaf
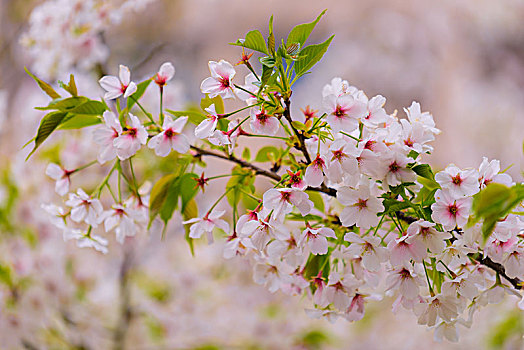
[179,173,198,213]
[159,178,181,223]
[166,110,206,125]
[0,264,13,287]
[267,16,275,56]
[58,74,78,96]
[259,56,276,68]
[291,121,306,130]
[127,79,152,110]
[306,191,324,212]
[471,183,524,241]
[26,111,68,159]
[287,10,327,47]
[303,254,329,280]
[255,146,279,162]
[231,30,268,55]
[411,164,434,180]
[35,96,87,111]
[242,147,251,161]
[226,166,255,208]
[149,174,178,222]
[380,198,411,215]
[294,35,334,77]
[58,114,102,129]
[259,64,273,93]
[68,100,107,115]
[200,95,224,114]
[25,67,61,99]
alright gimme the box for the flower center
[448,203,458,216]
[219,76,230,89]
[355,198,367,210]
[164,128,176,138]
[451,175,462,185]
[334,105,346,118]
[389,161,400,173]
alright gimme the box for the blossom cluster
[20,0,158,79]
[28,14,523,344]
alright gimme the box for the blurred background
[0,0,523,349]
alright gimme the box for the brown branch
[190,145,338,197]
[396,212,522,290]
[283,97,312,164]
[191,145,281,181]
[477,255,522,290]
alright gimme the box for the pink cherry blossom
[153,62,175,86]
[304,154,327,187]
[250,107,279,135]
[387,234,427,267]
[182,210,230,242]
[301,226,336,255]
[344,232,387,271]
[63,228,108,254]
[362,95,388,128]
[45,163,72,196]
[478,157,513,188]
[65,188,103,227]
[337,182,384,229]
[386,266,424,300]
[148,116,189,156]
[99,64,137,100]
[200,60,236,99]
[195,104,219,139]
[323,93,366,133]
[435,165,480,198]
[103,203,145,244]
[93,111,122,163]
[431,189,472,230]
[113,113,147,160]
[326,138,359,184]
[262,188,313,221]
[406,220,452,254]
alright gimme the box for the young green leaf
[200,95,224,114]
[166,110,206,125]
[287,9,327,47]
[26,111,68,159]
[231,30,268,55]
[294,35,334,77]
[149,174,178,222]
[58,114,102,129]
[25,67,61,99]
[412,164,434,180]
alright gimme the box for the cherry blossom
[45,163,72,196]
[183,210,230,242]
[200,60,237,99]
[300,226,336,255]
[195,104,219,139]
[250,107,279,135]
[431,189,472,230]
[435,165,480,199]
[337,181,384,229]
[93,111,122,163]
[148,116,189,156]
[323,93,366,133]
[262,188,313,221]
[113,113,148,160]
[65,188,103,227]
[99,64,137,100]
[153,62,175,86]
